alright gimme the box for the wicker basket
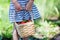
[15,21,35,38]
[15,11,35,38]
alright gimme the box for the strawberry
[20,21,25,24]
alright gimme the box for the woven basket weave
[15,21,35,38]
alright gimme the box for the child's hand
[14,2,22,12]
[25,0,34,11]
[25,4,32,11]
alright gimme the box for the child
[9,0,40,40]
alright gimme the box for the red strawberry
[21,21,25,24]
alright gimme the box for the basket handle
[28,11,34,22]
[22,9,34,22]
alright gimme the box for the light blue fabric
[9,0,40,23]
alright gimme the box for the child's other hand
[25,0,34,11]
[14,2,22,12]
[25,4,32,11]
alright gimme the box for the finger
[16,8,21,11]
[16,7,20,10]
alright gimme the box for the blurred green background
[0,0,60,40]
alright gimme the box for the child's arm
[13,29,19,40]
[12,23,19,40]
[25,0,34,11]
[12,0,22,12]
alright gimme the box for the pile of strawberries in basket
[16,20,32,24]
